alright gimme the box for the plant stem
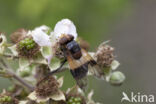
[0,58,34,92]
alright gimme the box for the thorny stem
[0,58,34,92]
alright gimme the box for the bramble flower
[87,41,123,85]
[28,76,65,103]
[54,19,78,40]
[0,33,7,54]
[31,25,52,47]
[16,36,40,58]
[95,41,114,68]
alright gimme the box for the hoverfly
[44,34,104,90]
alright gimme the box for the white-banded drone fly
[41,34,104,90]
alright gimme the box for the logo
[121,92,155,103]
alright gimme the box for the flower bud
[109,71,125,86]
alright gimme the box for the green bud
[110,71,125,86]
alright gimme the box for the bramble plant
[0,19,125,104]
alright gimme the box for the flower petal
[31,27,51,46]
[54,19,78,39]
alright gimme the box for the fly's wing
[81,49,104,79]
[67,52,88,90]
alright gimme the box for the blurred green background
[1,0,156,104]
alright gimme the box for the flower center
[19,38,35,50]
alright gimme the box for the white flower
[31,25,51,46]
[54,19,78,39]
